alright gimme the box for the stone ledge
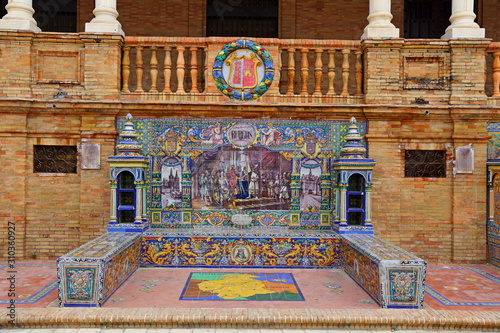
[2,308,499,330]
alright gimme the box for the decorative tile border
[141,233,341,268]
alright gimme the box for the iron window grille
[404,150,446,178]
[34,145,77,173]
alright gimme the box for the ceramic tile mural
[340,238,381,302]
[141,229,341,268]
[116,117,366,226]
[488,224,500,267]
[488,122,500,161]
[101,237,141,301]
[487,123,500,267]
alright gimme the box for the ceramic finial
[126,113,133,121]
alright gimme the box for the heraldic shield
[213,39,275,101]
[226,52,261,90]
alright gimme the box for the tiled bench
[57,232,141,307]
[341,234,427,309]
[141,226,342,268]
[487,224,500,268]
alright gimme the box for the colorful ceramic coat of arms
[213,39,275,100]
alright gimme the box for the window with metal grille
[34,145,77,173]
[33,0,77,33]
[404,150,446,178]
[404,0,451,38]
[206,0,278,38]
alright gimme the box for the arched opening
[346,173,365,226]
[117,171,136,223]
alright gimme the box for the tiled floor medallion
[180,272,304,301]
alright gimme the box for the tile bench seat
[57,232,141,307]
[341,234,427,309]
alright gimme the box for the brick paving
[1,308,499,331]
[1,263,500,331]
[0,329,498,333]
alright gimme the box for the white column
[110,187,118,223]
[442,0,485,39]
[0,0,40,32]
[361,0,399,39]
[135,186,142,223]
[339,189,348,227]
[85,0,124,35]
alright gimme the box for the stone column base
[361,27,399,39]
[442,27,485,39]
[85,22,124,35]
[0,19,40,32]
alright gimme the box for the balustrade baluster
[287,48,296,95]
[190,47,199,93]
[150,46,158,92]
[163,46,172,93]
[300,48,309,95]
[122,46,130,93]
[176,46,186,93]
[135,46,144,93]
[327,49,336,95]
[203,47,208,93]
[493,52,500,97]
[355,50,363,96]
[313,48,323,95]
[341,49,351,96]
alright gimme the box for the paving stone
[77,329,104,333]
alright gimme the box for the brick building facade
[0,0,500,266]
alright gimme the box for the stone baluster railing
[278,40,362,97]
[190,47,199,93]
[314,48,323,95]
[163,46,172,93]
[327,50,336,96]
[300,48,309,95]
[122,37,208,94]
[286,48,296,95]
[121,37,363,98]
[135,46,144,93]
